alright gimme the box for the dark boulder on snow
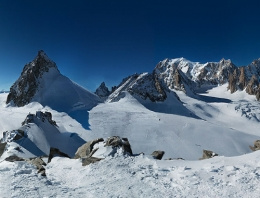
[48,147,70,163]
[199,149,218,160]
[0,142,7,158]
[249,140,260,151]
[74,138,104,159]
[5,155,25,162]
[151,150,165,160]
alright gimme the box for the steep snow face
[6,51,100,113]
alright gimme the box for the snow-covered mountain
[6,50,101,113]
[1,53,260,197]
[108,57,260,103]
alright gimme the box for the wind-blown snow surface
[1,83,260,197]
[1,151,260,197]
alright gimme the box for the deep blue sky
[1,0,260,91]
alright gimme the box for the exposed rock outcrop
[0,142,7,158]
[2,130,25,142]
[29,157,47,176]
[199,149,218,160]
[249,140,260,151]
[22,111,57,126]
[5,155,25,162]
[151,150,165,160]
[74,136,133,166]
[48,147,70,163]
[74,138,104,159]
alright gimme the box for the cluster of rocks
[0,136,168,177]
[22,111,57,126]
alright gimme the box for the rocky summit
[6,50,59,106]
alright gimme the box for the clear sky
[0,0,260,91]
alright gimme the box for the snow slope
[1,150,260,197]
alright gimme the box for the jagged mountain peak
[95,82,110,98]
[6,51,100,113]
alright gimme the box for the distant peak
[35,50,51,62]
[220,58,232,64]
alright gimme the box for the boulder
[151,150,165,160]
[48,147,70,163]
[74,138,104,159]
[199,149,218,160]
[0,142,7,157]
[249,140,260,151]
[74,136,133,166]
[105,136,133,155]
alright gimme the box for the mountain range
[1,51,260,197]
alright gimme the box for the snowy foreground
[1,84,260,197]
[1,150,260,198]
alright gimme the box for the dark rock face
[199,150,218,160]
[249,140,260,151]
[151,150,165,160]
[246,75,259,96]
[6,50,59,106]
[0,142,7,157]
[48,147,70,163]
[95,82,110,98]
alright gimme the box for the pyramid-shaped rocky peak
[6,51,100,112]
[95,82,110,98]
[7,50,60,106]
